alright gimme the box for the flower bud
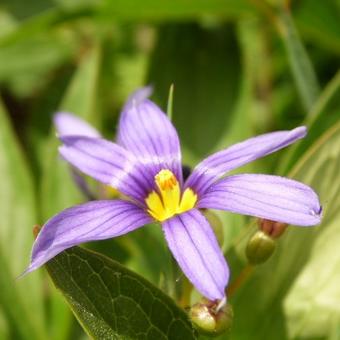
[33,225,41,239]
[189,298,233,336]
[202,210,224,247]
[246,230,276,265]
[259,219,287,239]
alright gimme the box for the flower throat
[145,169,197,221]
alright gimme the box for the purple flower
[26,88,321,301]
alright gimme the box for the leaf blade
[278,9,320,113]
[0,100,47,339]
[46,246,197,340]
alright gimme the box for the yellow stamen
[146,169,197,221]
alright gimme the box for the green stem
[226,265,254,297]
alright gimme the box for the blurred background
[0,0,340,339]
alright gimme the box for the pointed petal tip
[118,90,182,181]
[293,126,307,138]
[199,174,322,227]
[26,200,152,280]
[303,189,322,226]
[16,265,35,280]
[124,86,154,111]
[186,125,310,196]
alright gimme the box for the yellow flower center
[145,169,197,221]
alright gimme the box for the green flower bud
[189,299,233,336]
[202,210,224,247]
[246,230,276,265]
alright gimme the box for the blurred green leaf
[119,224,171,288]
[212,18,277,252]
[295,0,340,54]
[279,8,320,112]
[0,0,255,49]
[284,213,340,338]
[0,7,93,46]
[1,0,55,20]
[40,44,101,340]
[101,0,254,20]
[0,308,9,340]
[279,69,340,174]
[0,9,18,38]
[0,100,46,339]
[0,32,75,97]
[46,246,197,339]
[148,23,241,159]
[41,43,101,219]
[228,122,340,339]
[283,122,340,338]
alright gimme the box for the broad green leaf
[0,100,46,339]
[283,122,340,338]
[46,246,197,340]
[278,9,320,113]
[227,122,340,339]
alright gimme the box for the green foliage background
[0,0,340,339]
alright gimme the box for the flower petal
[54,112,101,137]
[25,200,152,274]
[162,209,229,300]
[198,174,322,226]
[59,136,153,202]
[186,126,306,195]
[117,99,182,182]
[122,86,153,111]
